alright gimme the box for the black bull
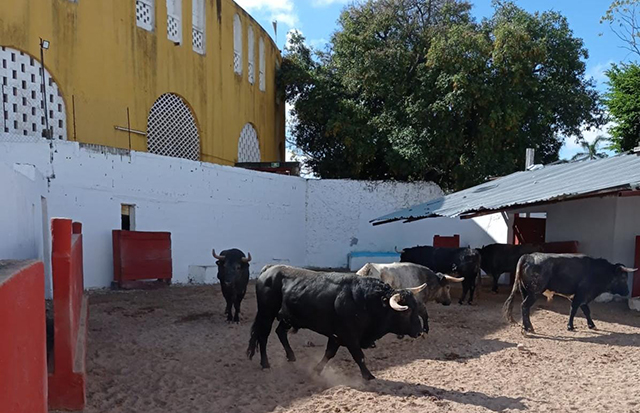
[504,253,635,332]
[479,243,544,293]
[213,248,251,323]
[399,246,481,304]
[247,265,426,380]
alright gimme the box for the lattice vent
[192,28,204,54]
[248,26,255,84]
[0,46,67,140]
[233,14,243,75]
[147,93,200,161]
[136,0,154,31]
[238,123,260,162]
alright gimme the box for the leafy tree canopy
[280,0,604,191]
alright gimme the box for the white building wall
[306,180,509,269]
[0,162,51,296]
[0,140,510,289]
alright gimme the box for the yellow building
[0,0,286,165]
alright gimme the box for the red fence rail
[48,218,88,411]
[0,260,48,413]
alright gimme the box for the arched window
[146,93,200,161]
[248,26,255,84]
[192,0,205,54]
[0,46,67,140]
[237,123,260,162]
[259,37,265,91]
[136,0,155,32]
[166,0,182,44]
[233,14,243,75]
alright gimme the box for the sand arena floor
[75,281,640,413]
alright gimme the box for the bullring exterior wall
[0,140,509,290]
[0,0,285,164]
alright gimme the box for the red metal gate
[513,216,546,245]
[634,236,640,297]
[433,234,460,248]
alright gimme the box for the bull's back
[519,253,588,293]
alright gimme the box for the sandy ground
[77,281,640,413]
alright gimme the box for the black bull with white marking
[246,265,426,380]
[503,253,635,332]
[356,262,464,328]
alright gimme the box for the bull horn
[241,253,252,263]
[621,267,638,273]
[389,293,409,312]
[395,246,405,254]
[407,283,427,296]
[444,274,465,283]
[212,249,225,260]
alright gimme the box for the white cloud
[559,122,615,160]
[587,60,614,89]
[311,0,351,6]
[234,0,299,28]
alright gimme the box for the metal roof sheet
[371,154,640,225]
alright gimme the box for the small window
[167,0,182,44]
[192,0,205,54]
[259,37,265,91]
[233,14,242,75]
[248,26,255,84]
[136,0,155,32]
[121,204,136,231]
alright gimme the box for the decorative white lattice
[147,93,200,161]
[136,0,154,31]
[248,26,255,84]
[237,123,260,162]
[192,0,205,54]
[0,47,67,140]
[259,37,265,91]
[233,14,243,75]
[167,0,182,43]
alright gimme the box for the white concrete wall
[0,162,51,296]
[305,180,509,269]
[0,140,509,289]
[1,141,307,288]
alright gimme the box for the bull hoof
[362,373,376,381]
[261,362,271,370]
[567,325,575,331]
[588,324,597,330]
[286,354,296,362]
[467,301,474,306]
[458,300,464,305]
[396,335,405,340]
[522,326,535,335]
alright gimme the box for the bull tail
[503,255,525,324]
[246,314,260,360]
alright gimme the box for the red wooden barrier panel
[433,234,460,248]
[112,230,172,288]
[48,219,88,411]
[0,260,48,413]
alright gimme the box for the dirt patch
[83,282,640,413]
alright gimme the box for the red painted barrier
[433,234,460,248]
[48,218,88,411]
[0,260,47,413]
[112,230,172,288]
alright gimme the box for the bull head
[212,249,225,261]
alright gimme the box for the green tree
[604,63,640,152]
[282,0,603,190]
[570,135,610,161]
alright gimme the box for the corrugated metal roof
[371,154,640,225]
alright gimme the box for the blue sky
[236,0,631,160]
